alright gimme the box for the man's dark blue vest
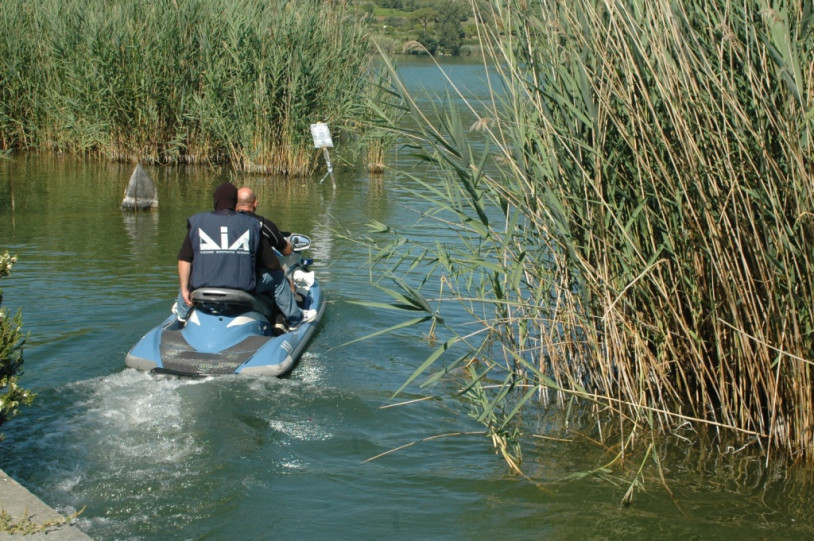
[188,211,261,291]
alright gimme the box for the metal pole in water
[311,122,336,189]
[321,147,335,188]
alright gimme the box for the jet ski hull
[125,282,324,377]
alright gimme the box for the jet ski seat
[191,288,277,321]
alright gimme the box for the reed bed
[364,0,814,468]
[0,0,369,175]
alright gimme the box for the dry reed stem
[371,0,813,466]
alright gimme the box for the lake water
[1,57,813,540]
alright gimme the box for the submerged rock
[121,163,158,210]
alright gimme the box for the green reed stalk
[358,59,408,173]
[0,0,370,175]
[362,0,814,468]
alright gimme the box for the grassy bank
[0,0,369,175]
[366,0,814,470]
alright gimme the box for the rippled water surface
[2,57,814,540]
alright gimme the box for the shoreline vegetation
[359,0,814,474]
[0,0,370,175]
[0,252,32,441]
[0,0,477,174]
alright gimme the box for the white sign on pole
[310,123,333,148]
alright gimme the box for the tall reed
[358,59,408,173]
[364,0,814,467]
[0,0,370,175]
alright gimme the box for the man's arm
[256,236,281,270]
[178,260,192,306]
[177,224,195,306]
[261,217,293,255]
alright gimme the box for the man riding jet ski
[172,182,315,330]
[125,182,324,377]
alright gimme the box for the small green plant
[0,506,84,535]
[0,252,33,439]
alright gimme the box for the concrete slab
[0,468,91,540]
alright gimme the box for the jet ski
[124,234,325,377]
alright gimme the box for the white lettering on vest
[198,227,251,253]
[229,230,251,251]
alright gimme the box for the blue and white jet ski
[125,234,325,377]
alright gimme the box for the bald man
[236,187,315,329]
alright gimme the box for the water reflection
[121,210,160,261]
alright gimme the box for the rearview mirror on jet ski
[289,234,311,252]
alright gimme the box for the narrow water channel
[1,57,812,540]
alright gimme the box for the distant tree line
[358,0,474,55]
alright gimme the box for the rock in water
[121,163,158,210]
